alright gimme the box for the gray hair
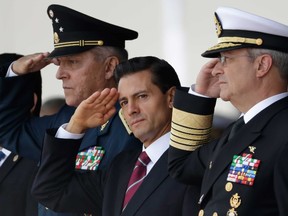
[90,46,128,62]
[248,48,288,80]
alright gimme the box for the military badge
[48,9,54,18]
[227,153,260,186]
[248,146,256,154]
[227,193,241,216]
[214,12,222,37]
[54,32,60,44]
[75,146,105,170]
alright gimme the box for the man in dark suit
[168,6,288,216]
[0,147,39,216]
[0,53,41,216]
[32,56,200,215]
[0,148,39,216]
[0,4,141,216]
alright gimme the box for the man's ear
[105,56,120,79]
[167,86,176,108]
[30,93,38,113]
[255,54,272,78]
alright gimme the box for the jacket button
[198,209,204,216]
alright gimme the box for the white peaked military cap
[202,6,288,57]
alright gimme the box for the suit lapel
[121,151,169,216]
[201,96,288,201]
[0,153,21,183]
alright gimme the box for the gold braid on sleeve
[170,107,213,151]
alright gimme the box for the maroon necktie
[122,151,151,211]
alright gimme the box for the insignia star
[55,18,59,23]
[59,27,64,32]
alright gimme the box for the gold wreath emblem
[214,13,222,37]
[54,32,60,44]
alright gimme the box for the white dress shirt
[189,84,288,123]
[0,148,11,167]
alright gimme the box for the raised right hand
[11,52,52,75]
[67,88,119,134]
[195,58,221,98]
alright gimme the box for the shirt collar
[1,148,11,156]
[244,92,288,123]
[142,132,170,165]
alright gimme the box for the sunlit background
[1,0,287,120]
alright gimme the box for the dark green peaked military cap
[47,4,138,58]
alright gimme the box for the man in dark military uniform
[0,4,141,216]
[168,6,288,216]
[0,53,41,216]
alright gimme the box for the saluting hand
[67,88,119,134]
[11,52,51,75]
[195,58,221,98]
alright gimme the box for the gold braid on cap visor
[207,36,263,51]
[54,40,104,48]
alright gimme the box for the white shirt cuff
[55,123,85,139]
[189,84,210,98]
[6,62,18,77]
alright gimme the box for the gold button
[13,155,19,162]
[256,38,263,45]
[198,209,204,216]
[48,10,54,18]
[225,182,233,192]
[213,212,218,216]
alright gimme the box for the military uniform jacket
[0,152,38,216]
[32,130,200,216]
[0,70,141,216]
[168,88,288,216]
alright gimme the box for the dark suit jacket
[32,130,200,216]
[168,89,288,216]
[0,66,141,216]
[0,152,38,216]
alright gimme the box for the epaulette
[118,108,132,135]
